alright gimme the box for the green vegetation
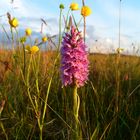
[0,50,139,139]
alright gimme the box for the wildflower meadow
[0,0,139,140]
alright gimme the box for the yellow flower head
[30,46,39,54]
[25,45,39,54]
[116,48,124,54]
[9,18,19,28]
[70,3,79,11]
[25,28,32,36]
[81,6,92,17]
[42,36,48,43]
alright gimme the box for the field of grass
[0,1,140,140]
[0,49,139,139]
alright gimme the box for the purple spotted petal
[60,26,89,87]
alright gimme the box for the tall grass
[0,50,139,139]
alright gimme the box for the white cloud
[0,0,58,35]
[0,0,27,16]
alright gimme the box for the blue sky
[0,0,140,53]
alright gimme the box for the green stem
[77,17,83,27]
[10,27,15,51]
[116,53,120,113]
[26,57,36,112]
[26,56,42,139]
[32,55,40,95]
[71,14,79,32]
[73,85,78,119]
[58,9,63,50]
[0,121,8,140]
[15,28,19,47]
[39,127,43,140]
[115,0,122,114]
[41,76,52,125]
[82,0,85,6]
[22,44,26,77]
[41,53,60,136]
[63,9,70,33]
[73,85,80,140]
[11,27,14,43]
[83,17,86,42]
[82,0,86,42]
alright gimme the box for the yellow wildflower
[9,18,19,28]
[70,3,79,11]
[42,36,48,43]
[25,28,32,36]
[30,46,39,54]
[116,48,124,54]
[81,6,92,17]
[25,45,39,54]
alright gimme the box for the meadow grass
[0,49,139,140]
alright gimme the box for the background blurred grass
[0,49,139,139]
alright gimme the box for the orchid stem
[58,9,63,50]
[73,85,80,140]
